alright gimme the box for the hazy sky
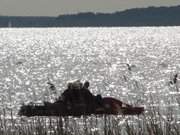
[1,0,180,16]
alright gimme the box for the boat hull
[19,97,144,117]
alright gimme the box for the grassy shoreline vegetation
[0,108,180,135]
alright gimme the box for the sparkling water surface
[0,27,180,116]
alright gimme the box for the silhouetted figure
[83,81,90,89]
[59,80,106,114]
[18,80,145,117]
[61,83,73,104]
[82,81,95,112]
[61,81,84,111]
[95,94,103,106]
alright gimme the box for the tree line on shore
[1,5,180,27]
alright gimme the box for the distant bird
[123,75,128,82]
[173,74,178,84]
[16,61,23,65]
[126,63,136,71]
[159,62,168,68]
[47,81,56,92]
[169,73,178,85]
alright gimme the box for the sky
[0,0,180,16]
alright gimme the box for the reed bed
[0,105,180,135]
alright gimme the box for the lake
[0,27,180,117]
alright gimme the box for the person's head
[72,80,82,90]
[96,94,103,104]
[67,83,73,90]
[84,81,90,89]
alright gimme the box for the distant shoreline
[1,5,180,27]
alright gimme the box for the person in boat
[61,83,73,104]
[61,80,105,113]
[81,81,96,112]
[82,81,93,101]
[79,81,104,112]
[61,80,83,109]
[60,81,92,109]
